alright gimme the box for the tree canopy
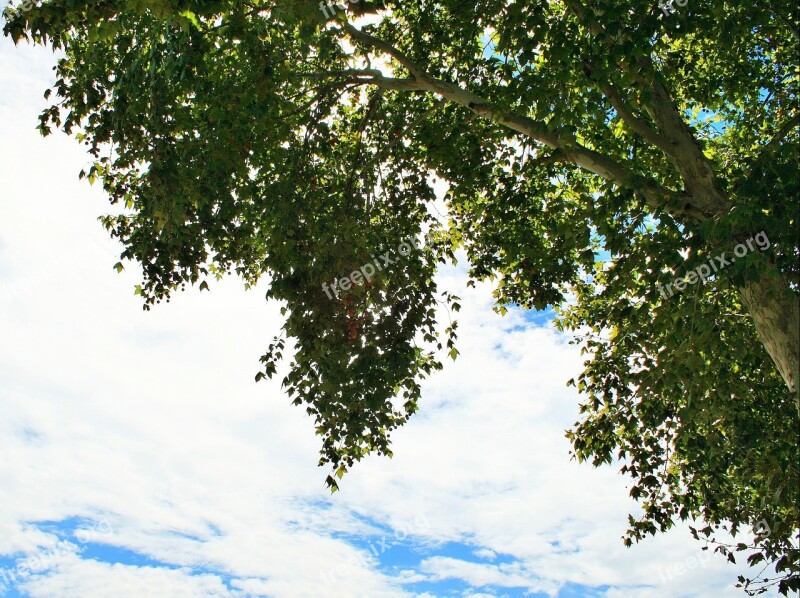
[4,0,799,592]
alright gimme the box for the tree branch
[340,21,426,80]
[586,64,674,154]
[563,0,728,219]
[327,24,701,221]
[298,70,428,92]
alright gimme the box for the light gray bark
[739,274,800,402]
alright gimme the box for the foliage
[4,0,798,591]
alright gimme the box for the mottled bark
[739,274,800,403]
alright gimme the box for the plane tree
[4,0,798,592]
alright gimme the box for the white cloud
[420,556,543,590]
[472,548,497,561]
[23,559,238,598]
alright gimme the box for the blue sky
[0,22,767,598]
[0,516,619,597]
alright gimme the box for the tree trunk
[738,274,800,404]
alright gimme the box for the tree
[4,0,798,592]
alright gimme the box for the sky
[0,24,773,598]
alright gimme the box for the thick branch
[565,0,728,218]
[332,28,699,220]
[640,78,728,213]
